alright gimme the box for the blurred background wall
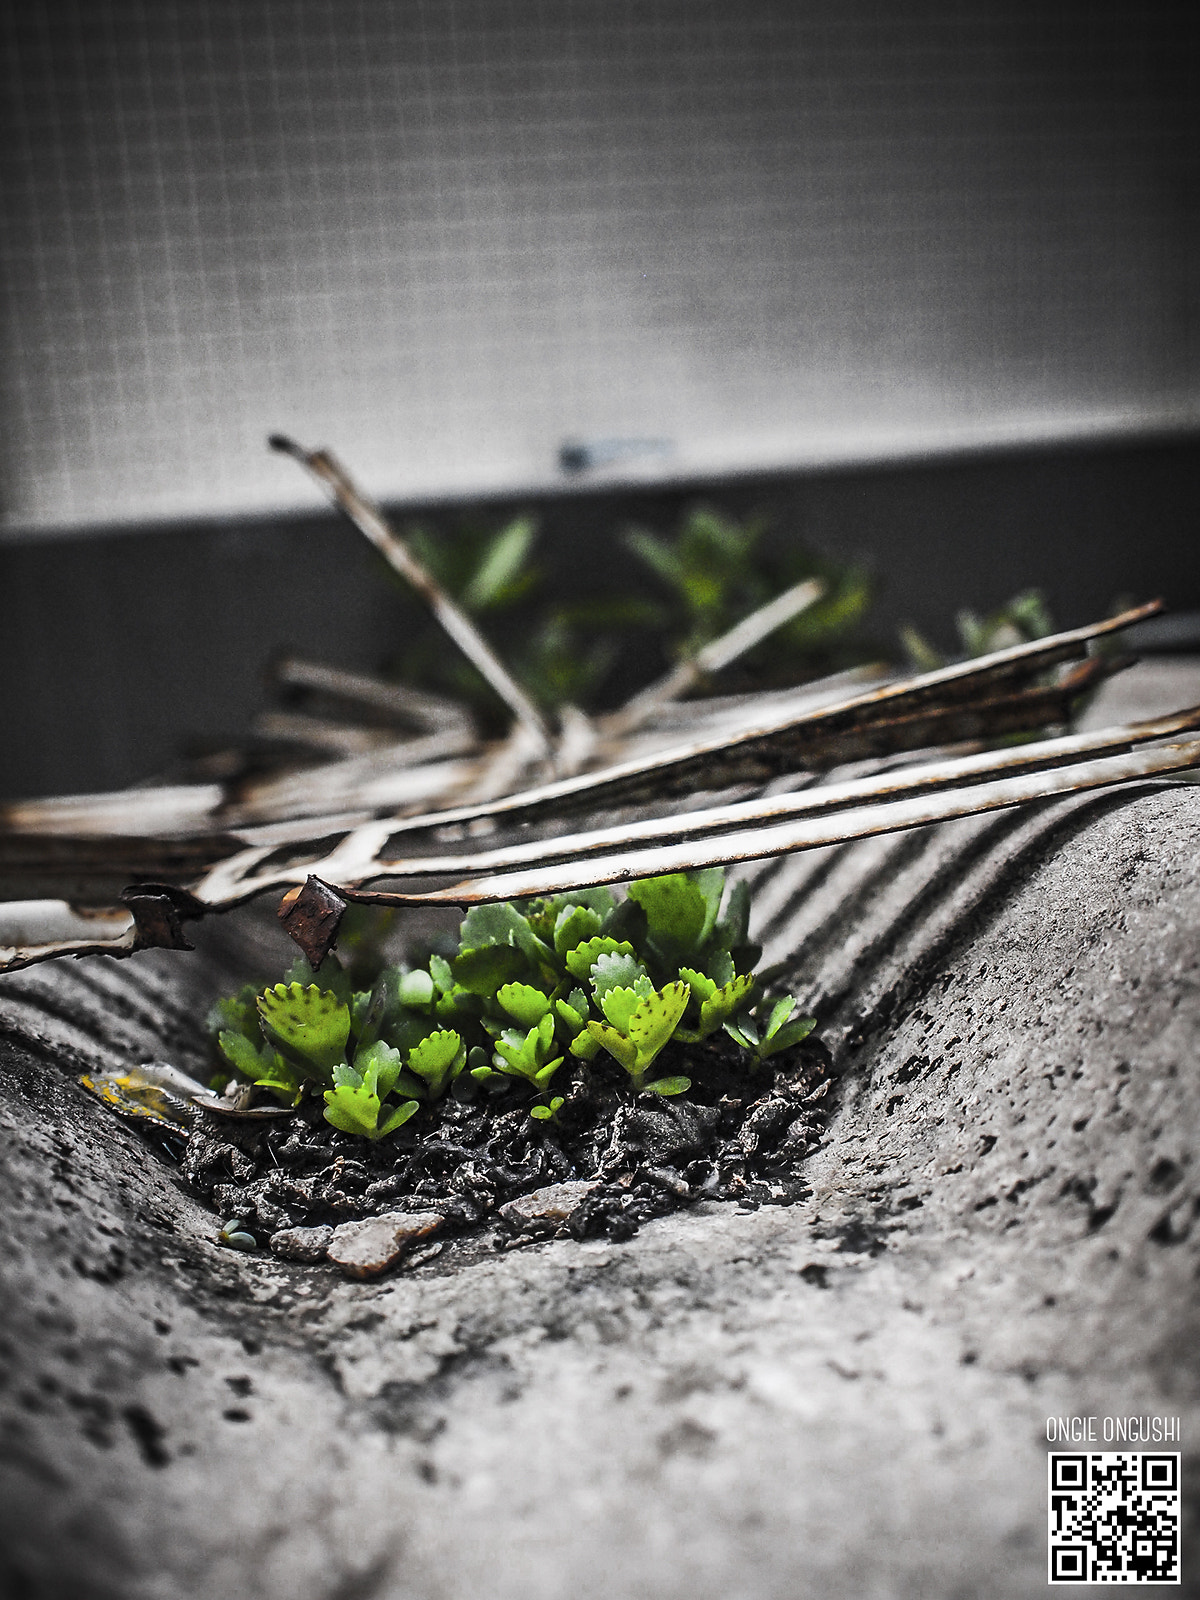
[1,0,1197,796]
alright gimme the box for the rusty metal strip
[321,737,1200,908]
[197,704,1200,905]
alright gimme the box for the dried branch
[607,577,823,733]
[268,434,552,757]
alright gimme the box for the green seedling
[208,867,821,1139]
[322,1042,419,1141]
[530,1096,565,1123]
[724,995,816,1064]
[480,1011,563,1092]
[405,1030,467,1100]
[675,968,757,1041]
[585,978,692,1094]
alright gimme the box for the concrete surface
[1,671,1199,1598]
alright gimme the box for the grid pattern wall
[2,0,1196,533]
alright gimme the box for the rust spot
[120,883,203,950]
[279,875,347,966]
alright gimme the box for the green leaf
[534,1058,563,1088]
[496,982,553,1028]
[354,1039,405,1100]
[555,988,590,1034]
[461,516,536,610]
[429,953,455,995]
[530,1103,553,1121]
[761,1015,816,1058]
[642,1076,691,1097]
[407,1030,466,1098]
[584,1021,637,1073]
[600,984,646,1034]
[590,951,652,1004]
[322,1083,381,1138]
[218,1029,274,1081]
[723,1015,759,1051]
[459,902,549,965]
[207,985,261,1041]
[714,878,751,952]
[627,980,691,1078]
[678,966,717,1003]
[452,943,526,996]
[396,968,435,1010]
[569,1029,601,1060]
[628,871,723,964]
[257,983,351,1080]
[284,953,352,1005]
[762,996,797,1041]
[698,972,757,1035]
[565,936,636,982]
[376,1099,421,1137]
[553,903,604,959]
[322,1081,418,1140]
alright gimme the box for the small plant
[900,589,1054,673]
[207,868,817,1140]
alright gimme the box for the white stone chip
[326,1211,444,1278]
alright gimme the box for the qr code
[1049,1453,1180,1584]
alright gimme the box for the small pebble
[327,1211,445,1279]
[499,1179,599,1230]
[269,1225,333,1264]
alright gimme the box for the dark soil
[178,1032,836,1252]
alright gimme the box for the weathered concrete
[1,682,1198,1598]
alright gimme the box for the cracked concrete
[2,671,1199,1598]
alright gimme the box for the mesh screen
[2,0,1195,531]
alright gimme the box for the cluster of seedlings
[186,869,834,1250]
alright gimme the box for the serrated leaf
[407,1029,465,1097]
[565,936,636,981]
[257,983,350,1079]
[429,953,455,995]
[628,980,691,1066]
[459,902,549,965]
[705,946,735,987]
[600,984,643,1034]
[452,943,527,995]
[553,903,604,959]
[698,972,757,1034]
[322,1083,381,1138]
[332,1059,364,1091]
[590,951,651,1003]
[642,1076,691,1097]
[496,981,552,1028]
[678,966,717,1003]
